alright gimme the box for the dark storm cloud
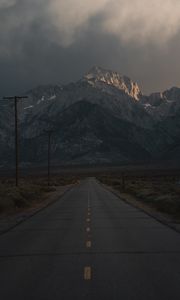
[1,0,180,95]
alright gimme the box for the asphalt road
[0,178,180,299]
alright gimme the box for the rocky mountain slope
[0,66,180,166]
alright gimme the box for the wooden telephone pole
[3,96,28,187]
[46,130,54,186]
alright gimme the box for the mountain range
[0,66,180,167]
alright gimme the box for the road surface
[0,178,180,299]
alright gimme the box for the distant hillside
[0,66,180,167]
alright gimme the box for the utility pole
[47,130,53,186]
[122,172,125,191]
[3,96,28,187]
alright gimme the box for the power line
[3,96,28,187]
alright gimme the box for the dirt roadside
[0,184,76,235]
[101,183,180,234]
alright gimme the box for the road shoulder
[0,184,76,235]
[100,182,180,234]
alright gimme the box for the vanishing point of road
[0,178,180,299]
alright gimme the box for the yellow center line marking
[84,267,92,280]
[86,227,91,232]
[86,241,92,248]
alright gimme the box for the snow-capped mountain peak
[83,66,142,100]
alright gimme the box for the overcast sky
[1,0,180,95]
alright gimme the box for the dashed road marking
[84,267,92,280]
[86,241,92,248]
[88,190,90,208]
[86,218,91,222]
[86,227,91,232]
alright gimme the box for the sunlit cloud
[0,0,17,9]
[1,0,180,94]
[102,0,180,45]
[47,0,109,46]
[47,0,180,46]
[1,0,180,49]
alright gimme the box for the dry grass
[0,175,78,215]
[98,174,180,218]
